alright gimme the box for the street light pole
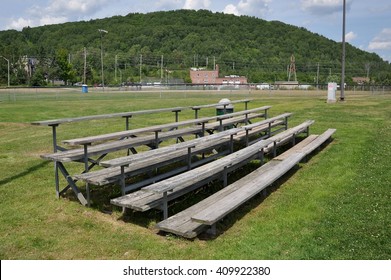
[1,56,10,87]
[98,29,108,90]
[340,0,346,101]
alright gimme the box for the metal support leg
[163,191,168,220]
[273,141,277,158]
[223,166,229,187]
[57,163,88,206]
[194,109,200,119]
[120,166,126,213]
[259,148,264,165]
[154,131,159,149]
[230,134,234,153]
[83,144,92,207]
[51,125,60,198]
[124,116,132,131]
[187,147,193,170]
[292,133,296,146]
[268,123,272,138]
[54,161,60,198]
[173,110,181,123]
[50,124,59,152]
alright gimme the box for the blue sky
[1,0,390,62]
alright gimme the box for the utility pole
[115,54,118,83]
[98,29,108,90]
[161,55,164,81]
[83,47,87,84]
[340,0,346,101]
[316,62,320,89]
[139,54,142,84]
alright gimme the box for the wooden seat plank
[35,100,256,206]
[111,120,314,217]
[155,161,281,238]
[31,107,187,126]
[191,99,252,110]
[41,126,202,162]
[76,114,290,188]
[191,153,303,225]
[62,106,270,146]
[100,127,242,168]
[156,128,336,237]
[75,136,232,186]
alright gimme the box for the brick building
[190,64,247,85]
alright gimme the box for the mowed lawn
[0,88,390,260]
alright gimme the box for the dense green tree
[0,10,390,86]
[55,49,76,85]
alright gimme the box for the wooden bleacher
[35,100,336,240]
[156,129,336,238]
[35,100,269,206]
[75,113,290,189]
[110,120,312,219]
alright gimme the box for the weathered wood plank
[31,106,187,126]
[242,112,292,130]
[41,126,202,162]
[191,130,336,225]
[75,136,232,185]
[62,118,211,146]
[75,115,292,187]
[155,161,281,238]
[100,127,242,168]
[32,100,253,126]
[141,120,314,195]
[191,153,304,225]
[61,106,270,146]
[273,135,318,161]
[156,128,335,237]
[191,99,252,110]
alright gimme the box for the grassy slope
[0,89,390,259]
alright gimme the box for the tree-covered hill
[0,9,390,86]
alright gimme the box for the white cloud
[6,17,33,30]
[6,0,111,30]
[368,28,391,50]
[183,0,211,10]
[223,4,240,16]
[45,0,110,14]
[301,0,351,15]
[345,31,357,42]
[223,0,271,17]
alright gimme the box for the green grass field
[0,88,390,260]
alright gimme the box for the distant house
[352,77,370,85]
[190,64,247,85]
[19,56,39,78]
